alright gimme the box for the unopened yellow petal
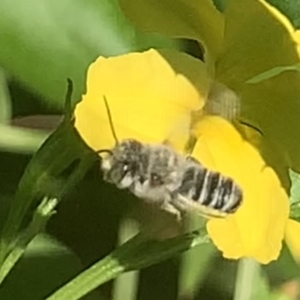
[74,49,209,152]
[191,116,289,264]
[285,219,300,260]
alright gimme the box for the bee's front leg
[159,200,182,222]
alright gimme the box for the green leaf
[246,64,300,84]
[0,197,58,283]
[289,169,300,205]
[264,243,300,287]
[0,0,176,111]
[0,81,90,280]
[46,229,209,300]
[289,169,300,219]
[0,234,101,300]
[0,120,95,264]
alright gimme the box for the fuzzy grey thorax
[130,144,186,201]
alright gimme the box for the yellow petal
[119,0,224,62]
[285,219,300,260]
[191,116,289,264]
[74,49,210,152]
[216,0,300,171]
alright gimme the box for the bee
[170,156,243,218]
[98,97,243,220]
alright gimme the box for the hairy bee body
[101,139,243,219]
[172,159,242,218]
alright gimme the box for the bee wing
[162,111,197,155]
[163,82,241,153]
[174,194,228,219]
[204,82,241,121]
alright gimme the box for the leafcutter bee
[98,97,243,220]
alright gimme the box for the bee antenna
[103,96,119,144]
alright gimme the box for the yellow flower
[74,0,300,264]
[117,0,300,263]
[191,116,289,263]
[75,49,210,152]
[74,47,296,264]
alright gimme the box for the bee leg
[171,197,189,214]
[159,201,182,221]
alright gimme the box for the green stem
[46,229,209,300]
[0,152,94,267]
[0,197,57,284]
[0,124,48,153]
[47,256,124,300]
[113,218,140,300]
[233,258,260,300]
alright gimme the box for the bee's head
[97,96,145,189]
[99,139,143,189]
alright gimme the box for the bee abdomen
[178,166,243,214]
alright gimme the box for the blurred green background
[1,0,300,300]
